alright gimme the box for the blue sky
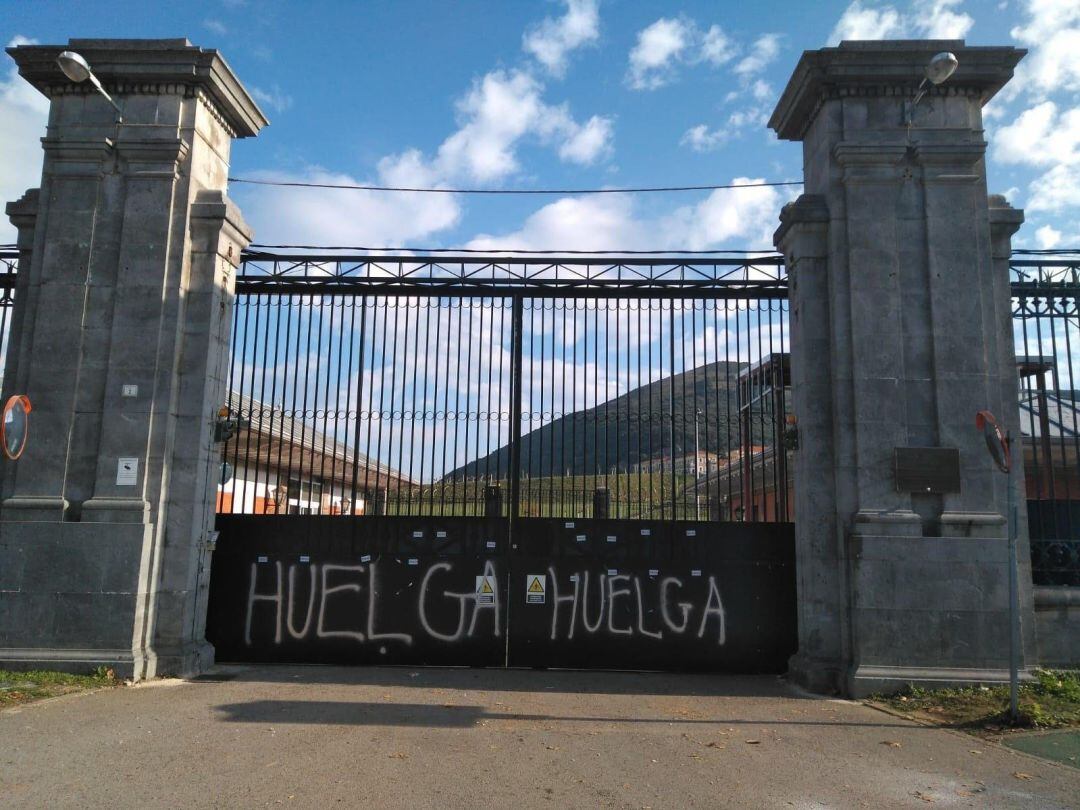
[2,0,1078,251]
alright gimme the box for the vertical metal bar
[668,299,677,521]
[509,295,525,525]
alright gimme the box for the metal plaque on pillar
[894,447,961,494]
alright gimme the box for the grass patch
[0,666,120,709]
[872,670,1080,735]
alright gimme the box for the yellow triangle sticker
[480,578,494,594]
[528,577,544,593]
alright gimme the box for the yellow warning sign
[526,573,546,604]
[475,575,496,604]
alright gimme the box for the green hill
[444,361,748,480]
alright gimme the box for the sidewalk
[2,665,1077,808]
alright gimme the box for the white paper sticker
[257,555,268,564]
[407,558,419,566]
[564,521,575,529]
[412,531,423,538]
[640,528,651,536]
[116,457,138,486]
[691,569,702,577]
[436,531,447,538]
[686,529,697,537]
[607,568,617,576]
[121,384,138,398]
[648,568,659,577]
[486,540,497,549]
[576,534,587,543]
[299,555,310,563]
[360,554,372,563]
[569,574,580,582]
[476,575,496,604]
[606,535,616,543]
[526,573,546,604]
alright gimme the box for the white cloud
[203,18,228,35]
[1008,0,1080,99]
[995,101,1080,167]
[558,114,614,164]
[734,34,782,78]
[235,161,461,247]
[431,69,612,182]
[464,178,787,252]
[250,85,293,114]
[1027,164,1080,213]
[700,24,736,67]
[829,1,905,42]
[627,17,693,90]
[916,0,975,38]
[681,124,729,153]
[1035,224,1062,248]
[522,0,600,78]
[0,36,49,244]
[626,18,749,89]
[827,0,973,45]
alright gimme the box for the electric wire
[227,177,804,195]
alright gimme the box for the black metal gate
[206,252,797,671]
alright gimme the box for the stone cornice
[7,38,268,137]
[769,40,1025,142]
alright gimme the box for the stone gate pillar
[769,41,1034,695]
[0,39,266,678]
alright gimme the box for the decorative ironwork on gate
[219,251,793,524]
[1013,256,1080,586]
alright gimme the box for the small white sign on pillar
[116,457,138,486]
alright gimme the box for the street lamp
[904,51,958,127]
[56,50,123,122]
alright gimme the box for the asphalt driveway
[1,665,1077,808]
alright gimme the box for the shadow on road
[212,698,922,729]
[197,664,808,698]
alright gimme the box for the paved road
[1,666,1077,808]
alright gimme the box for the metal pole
[1007,436,1020,723]
[508,296,524,528]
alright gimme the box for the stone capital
[988,195,1025,259]
[769,40,1025,142]
[774,194,829,259]
[6,189,40,243]
[190,190,254,267]
[7,39,268,137]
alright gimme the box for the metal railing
[219,252,792,521]
[1013,257,1080,585]
[0,248,16,395]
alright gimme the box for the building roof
[225,390,416,488]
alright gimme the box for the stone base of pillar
[0,520,214,680]
[0,496,70,522]
[136,639,216,680]
[848,665,1032,699]
[787,651,845,695]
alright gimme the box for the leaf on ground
[913,790,936,803]
[745,740,761,745]
[882,741,902,748]
[1012,772,1034,780]
[388,752,408,759]
[706,742,726,749]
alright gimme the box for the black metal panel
[507,519,796,672]
[207,514,509,666]
[208,515,797,672]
